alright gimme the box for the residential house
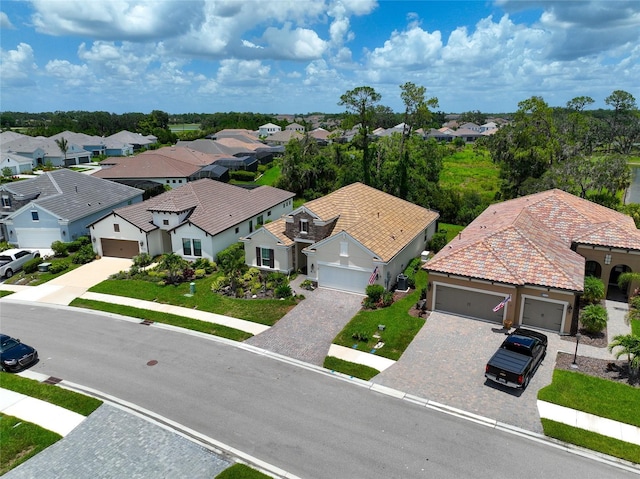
[285,123,305,133]
[1,135,91,168]
[106,130,157,151]
[93,146,228,189]
[0,152,35,175]
[242,183,440,294]
[258,123,282,137]
[50,131,107,157]
[263,130,304,146]
[424,189,640,334]
[89,179,295,259]
[0,169,143,247]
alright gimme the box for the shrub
[67,237,89,253]
[365,284,385,303]
[49,262,69,274]
[629,295,640,311]
[133,253,153,269]
[229,170,256,182]
[583,276,605,304]
[192,257,215,273]
[352,332,369,342]
[381,291,394,307]
[428,232,448,253]
[194,268,206,279]
[23,256,43,273]
[580,304,608,333]
[275,284,292,299]
[210,276,229,292]
[71,244,96,264]
[51,240,69,257]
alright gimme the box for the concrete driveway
[372,312,579,434]
[5,257,132,305]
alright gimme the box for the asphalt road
[2,302,637,479]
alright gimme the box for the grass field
[169,123,201,132]
[439,146,500,203]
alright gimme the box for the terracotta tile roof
[425,189,640,291]
[302,182,439,262]
[111,179,294,236]
[262,219,295,246]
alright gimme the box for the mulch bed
[560,325,608,348]
[555,351,639,387]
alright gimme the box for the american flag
[369,266,378,285]
[492,295,511,312]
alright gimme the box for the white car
[0,249,40,278]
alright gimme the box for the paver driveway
[246,286,363,366]
[372,312,578,433]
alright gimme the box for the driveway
[372,312,591,434]
[4,257,132,305]
[245,284,363,366]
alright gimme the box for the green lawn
[541,419,640,464]
[437,222,465,243]
[538,369,640,427]
[216,463,272,479]
[4,257,83,286]
[70,298,252,341]
[439,146,500,203]
[255,165,280,186]
[88,276,297,326]
[0,414,61,475]
[0,290,14,298]
[323,356,380,381]
[332,270,427,361]
[632,319,640,337]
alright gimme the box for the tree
[216,243,247,294]
[608,334,640,380]
[399,82,438,161]
[339,86,382,186]
[604,90,640,154]
[157,253,189,284]
[55,137,69,163]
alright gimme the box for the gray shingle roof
[5,169,143,222]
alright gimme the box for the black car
[0,333,38,372]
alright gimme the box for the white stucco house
[258,123,282,137]
[89,179,295,260]
[241,183,440,295]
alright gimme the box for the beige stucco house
[424,189,640,334]
[241,183,440,294]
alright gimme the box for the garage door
[434,285,505,323]
[318,265,370,294]
[16,228,61,248]
[522,298,564,331]
[101,238,139,258]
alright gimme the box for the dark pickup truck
[484,328,548,389]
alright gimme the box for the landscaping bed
[555,352,639,387]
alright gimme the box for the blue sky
[1,1,639,115]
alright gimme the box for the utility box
[396,273,408,291]
[38,262,51,272]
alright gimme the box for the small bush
[381,291,394,307]
[428,232,448,253]
[51,240,69,257]
[194,268,206,279]
[67,240,83,253]
[275,284,292,298]
[71,244,96,264]
[580,304,608,333]
[210,276,229,292]
[629,295,640,311]
[583,276,605,304]
[192,257,215,273]
[365,284,385,303]
[49,262,69,274]
[229,170,256,181]
[133,253,153,268]
[352,332,369,342]
[23,257,43,274]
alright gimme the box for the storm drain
[43,376,62,385]
[140,319,154,326]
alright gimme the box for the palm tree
[608,334,640,379]
[55,137,69,164]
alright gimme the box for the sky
[1,0,639,115]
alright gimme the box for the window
[113,224,120,232]
[31,211,39,221]
[193,239,202,256]
[235,227,239,234]
[182,238,202,257]
[267,211,271,217]
[163,219,169,226]
[1,196,10,208]
[182,238,192,256]
[256,247,274,268]
[299,219,308,234]
[340,241,348,257]
[257,215,264,226]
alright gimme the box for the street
[2,302,637,479]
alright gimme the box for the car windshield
[0,338,19,353]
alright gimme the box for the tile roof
[93,146,221,179]
[301,182,439,262]
[106,130,156,145]
[425,189,640,291]
[111,179,295,236]
[262,219,295,246]
[4,169,143,222]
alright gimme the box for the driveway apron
[246,287,363,366]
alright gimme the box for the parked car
[484,328,548,389]
[0,249,40,278]
[0,334,38,372]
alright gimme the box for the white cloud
[367,24,442,69]
[0,12,15,29]
[216,59,271,85]
[44,60,92,87]
[0,43,37,87]
[261,24,327,60]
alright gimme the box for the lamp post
[571,333,582,369]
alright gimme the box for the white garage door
[522,298,564,331]
[318,265,370,294]
[434,285,505,323]
[16,228,61,248]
